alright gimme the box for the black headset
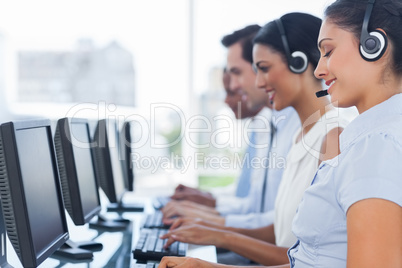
[360,0,388,61]
[275,18,308,74]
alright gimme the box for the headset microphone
[315,90,328,98]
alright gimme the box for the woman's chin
[330,97,350,109]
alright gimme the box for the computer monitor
[0,200,13,268]
[92,119,143,213]
[55,118,129,234]
[120,121,134,192]
[54,117,105,259]
[55,118,102,225]
[0,119,69,267]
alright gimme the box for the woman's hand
[159,256,217,268]
[166,216,225,231]
[166,217,204,230]
[159,256,290,268]
[171,184,216,207]
[161,200,225,226]
[160,224,228,249]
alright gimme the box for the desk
[5,196,217,267]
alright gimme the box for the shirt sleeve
[224,210,274,228]
[337,133,402,213]
[216,196,249,215]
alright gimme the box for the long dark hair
[325,0,402,75]
[253,12,322,70]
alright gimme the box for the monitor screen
[54,118,101,225]
[120,121,134,191]
[70,121,101,220]
[0,120,69,267]
[108,120,126,199]
[93,119,126,203]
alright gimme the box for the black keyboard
[152,196,171,210]
[133,262,158,268]
[133,228,187,261]
[143,211,169,229]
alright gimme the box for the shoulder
[335,131,402,211]
[318,108,352,162]
[345,130,402,164]
[320,127,343,163]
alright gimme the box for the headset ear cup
[359,30,388,61]
[289,51,308,74]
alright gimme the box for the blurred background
[0,0,334,192]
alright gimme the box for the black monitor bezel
[120,121,134,192]
[93,119,126,204]
[55,117,102,226]
[0,119,69,267]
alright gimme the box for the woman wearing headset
[159,0,402,267]
[159,11,349,266]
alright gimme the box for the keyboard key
[133,228,187,261]
[143,211,170,229]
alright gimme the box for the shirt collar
[272,106,297,131]
[340,93,402,152]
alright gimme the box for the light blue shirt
[288,93,402,267]
[235,128,256,197]
[224,107,300,228]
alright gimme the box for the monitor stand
[53,241,94,260]
[65,239,103,252]
[106,195,144,213]
[0,202,13,268]
[88,214,131,232]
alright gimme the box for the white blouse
[274,108,350,247]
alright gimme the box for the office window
[0,0,329,186]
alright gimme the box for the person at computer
[222,68,265,128]
[170,29,266,207]
[165,59,273,222]
[160,64,277,228]
[204,66,273,213]
[169,67,266,208]
[158,0,402,267]
[169,25,267,210]
[159,12,352,266]
[162,25,300,229]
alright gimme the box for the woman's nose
[314,58,328,79]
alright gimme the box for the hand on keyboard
[161,200,220,221]
[159,224,223,249]
[133,228,188,262]
[167,217,207,230]
[133,262,158,268]
[159,256,212,268]
[170,184,216,208]
[143,211,170,229]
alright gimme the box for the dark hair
[253,13,322,70]
[324,0,402,75]
[221,24,261,64]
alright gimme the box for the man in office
[171,64,269,211]
[163,25,300,229]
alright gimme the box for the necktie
[235,130,256,197]
[260,120,276,212]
